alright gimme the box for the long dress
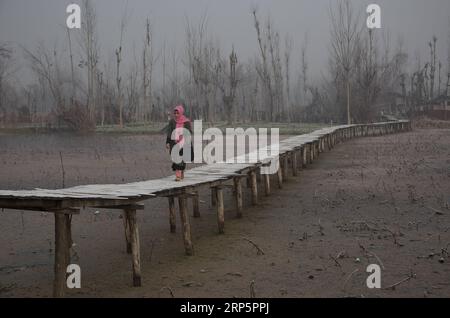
[165,119,193,171]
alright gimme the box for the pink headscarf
[174,105,190,144]
[174,105,189,128]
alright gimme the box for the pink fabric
[174,105,189,144]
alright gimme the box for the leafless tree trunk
[252,8,274,121]
[66,28,76,106]
[429,36,437,100]
[0,45,13,122]
[284,35,292,122]
[300,34,308,106]
[80,0,98,123]
[142,18,155,122]
[329,0,362,124]
[115,5,129,127]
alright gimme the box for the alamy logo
[66,264,81,289]
[170,120,280,175]
[366,4,381,29]
[66,4,81,29]
[366,264,381,289]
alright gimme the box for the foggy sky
[1,0,449,86]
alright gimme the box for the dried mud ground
[0,128,449,298]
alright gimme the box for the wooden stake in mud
[249,170,258,205]
[302,146,308,167]
[282,155,289,180]
[277,159,283,188]
[291,151,298,176]
[53,213,71,298]
[234,177,243,218]
[178,195,194,256]
[168,197,176,233]
[122,210,132,253]
[124,208,141,287]
[299,147,305,170]
[211,187,217,207]
[263,172,271,196]
[192,191,200,218]
[216,187,225,234]
[314,141,319,159]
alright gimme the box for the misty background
[0,0,449,128]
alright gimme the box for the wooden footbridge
[0,120,411,297]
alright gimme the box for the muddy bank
[0,128,449,297]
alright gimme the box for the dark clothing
[166,119,193,171]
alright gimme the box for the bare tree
[0,44,14,121]
[284,35,293,121]
[300,33,309,106]
[66,27,76,106]
[252,8,274,121]
[115,4,129,127]
[447,18,450,97]
[354,28,380,121]
[329,0,362,124]
[429,36,437,100]
[79,0,99,123]
[23,44,64,111]
[213,47,239,124]
[142,18,156,122]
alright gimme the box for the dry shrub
[58,101,95,132]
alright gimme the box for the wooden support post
[168,197,176,233]
[277,160,283,189]
[234,177,243,218]
[299,147,304,169]
[216,187,225,234]
[256,168,262,184]
[292,151,298,176]
[249,170,258,205]
[308,144,313,164]
[53,213,71,298]
[124,208,141,287]
[282,155,289,180]
[178,196,194,256]
[192,191,200,218]
[302,146,307,167]
[263,173,271,196]
[313,142,319,160]
[122,210,132,253]
[211,187,217,207]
